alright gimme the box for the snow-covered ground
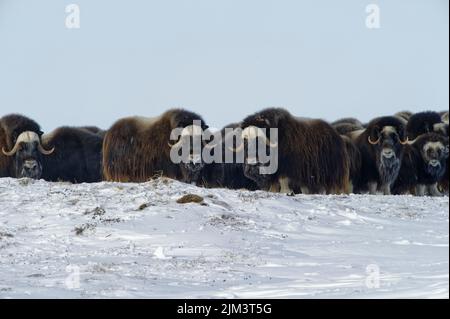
[0,177,448,299]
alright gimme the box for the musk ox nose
[21,160,41,178]
[382,148,395,159]
[429,159,440,167]
[24,160,38,172]
[189,154,202,165]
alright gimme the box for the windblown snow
[0,178,448,298]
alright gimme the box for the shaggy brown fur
[102,109,208,183]
[241,108,350,194]
[342,135,362,192]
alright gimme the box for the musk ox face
[180,151,204,183]
[420,139,448,178]
[368,125,405,161]
[232,126,278,189]
[243,160,274,190]
[2,131,54,179]
[367,124,407,183]
[168,124,207,183]
[242,144,272,189]
[433,122,449,137]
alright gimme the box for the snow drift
[0,177,448,298]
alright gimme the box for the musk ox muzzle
[243,161,272,190]
[20,159,42,179]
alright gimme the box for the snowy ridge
[0,178,448,298]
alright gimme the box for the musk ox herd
[0,108,448,196]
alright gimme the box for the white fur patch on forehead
[381,126,397,135]
[424,141,444,152]
[15,131,40,144]
[180,125,203,136]
[241,126,267,140]
[433,123,447,133]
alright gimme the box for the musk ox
[331,118,364,136]
[199,123,258,190]
[347,116,408,195]
[393,133,448,196]
[233,108,350,194]
[0,114,54,179]
[406,111,443,140]
[103,109,209,183]
[40,127,104,183]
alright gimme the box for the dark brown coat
[102,109,208,183]
[240,108,350,194]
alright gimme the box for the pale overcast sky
[0,0,448,132]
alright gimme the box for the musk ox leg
[300,186,310,194]
[380,183,392,195]
[415,184,426,196]
[428,183,443,197]
[279,177,293,194]
[439,182,449,196]
[348,181,354,194]
[268,182,280,193]
[368,182,378,195]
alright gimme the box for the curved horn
[38,144,55,155]
[257,130,278,148]
[368,135,381,145]
[204,142,218,150]
[228,143,245,153]
[243,126,278,148]
[399,137,409,145]
[2,144,20,156]
[168,139,184,149]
